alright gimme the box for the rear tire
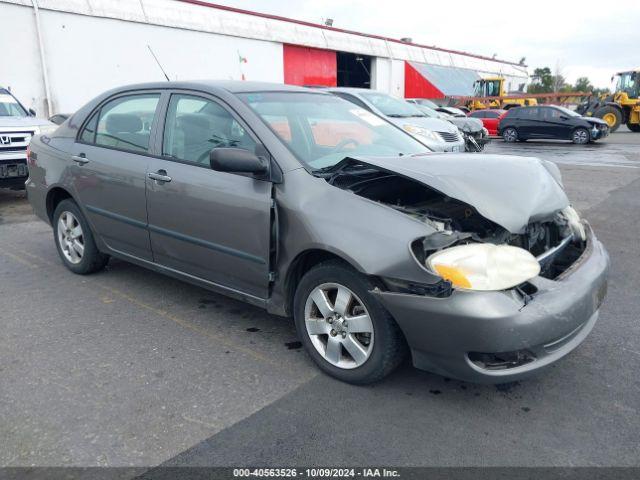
[572,127,590,145]
[53,199,109,274]
[293,260,406,384]
[502,127,518,142]
[594,105,622,132]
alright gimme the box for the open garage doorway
[337,52,371,88]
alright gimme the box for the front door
[71,92,161,260]
[145,92,272,299]
[540,107,573,139]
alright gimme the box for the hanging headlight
[402,124,440,142]
[427,243,540,291]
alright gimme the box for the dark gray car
[26,81,609,384]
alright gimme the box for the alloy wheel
[57,211,85,264]
[304,283,374,369]
[573,129,589,144]
[503,128,517,142]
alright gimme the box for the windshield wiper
[387,113,425,118]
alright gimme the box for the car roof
[324,87,374,95]
[104,80,324,95]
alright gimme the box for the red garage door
[283,44,337,87]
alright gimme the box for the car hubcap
[304,283,374,369]
[57,211,84,264]
[574,130,588,144]
[504,129,516,141]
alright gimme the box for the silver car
[26,81,609,384]
[325,88,466,153]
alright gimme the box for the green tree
[527,67,554,93]
[574,77,593,92]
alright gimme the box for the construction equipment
[465,77,538,110]
[576,70,640,132]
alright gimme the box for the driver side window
[163,94,257,165]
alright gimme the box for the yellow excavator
[466,77,538,110]
[576,70,640,132]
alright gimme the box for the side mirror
[28,108,36,117]
[560,115,569,120]
[210,147,269,176]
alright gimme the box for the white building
[1,0,529,117]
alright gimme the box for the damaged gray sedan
[26,81,609,384]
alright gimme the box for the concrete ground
[1,130,639,468]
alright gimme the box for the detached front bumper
[373,227,609,383]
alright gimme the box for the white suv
[0,88,57,189]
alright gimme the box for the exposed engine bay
[319,159,587,282]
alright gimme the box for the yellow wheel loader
[467,77,538,111]
[576,70,640,132]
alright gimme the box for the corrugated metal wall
[283,45,337,87]
[0,0,529,115]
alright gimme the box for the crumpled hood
[0,116,53,129]
[448,116,483,133]
[351,154,569,233]
[582,116,608,126]
[386,116,459,134]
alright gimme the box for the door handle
[71,155,89,165]
[148,171,172,183]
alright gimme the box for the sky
[208,0,640,88]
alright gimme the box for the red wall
[404,61,444,99]
[283,44,337,86]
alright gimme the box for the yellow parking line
[96,284,296,372]
[5,242,311,378]
[0,250,39,269]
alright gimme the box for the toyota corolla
[26,81,609,384]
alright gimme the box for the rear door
[71,92,161,260]
[145,91,272,299]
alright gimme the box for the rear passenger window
[92,94,160,152]
[470,111,485,118]
[163,94,257,165]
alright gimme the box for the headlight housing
[402,124,440,142]
[427,243,540,291]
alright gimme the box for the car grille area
[436,131,460,143]
[0,130,33,160]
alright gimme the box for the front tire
[53,199,109,274]
[502,127,518,142]
[627,122,640,132]
[572,127,590,144]
[293,261,406,384]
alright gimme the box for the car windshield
[413,104,444,118]
[554,106,581,117]
[412,98,439,109]
[0,92,28,117]
[240,92,429,170]
[360,92,425,118]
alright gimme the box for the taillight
[26,144,35,166]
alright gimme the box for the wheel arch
[282,249,362,317]
[46,186,76,223]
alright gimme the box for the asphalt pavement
[1,130,639,469]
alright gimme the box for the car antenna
[147,45,170,81]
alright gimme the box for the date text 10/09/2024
[233,468,400,478]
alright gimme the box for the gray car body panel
[26,80,609,383]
